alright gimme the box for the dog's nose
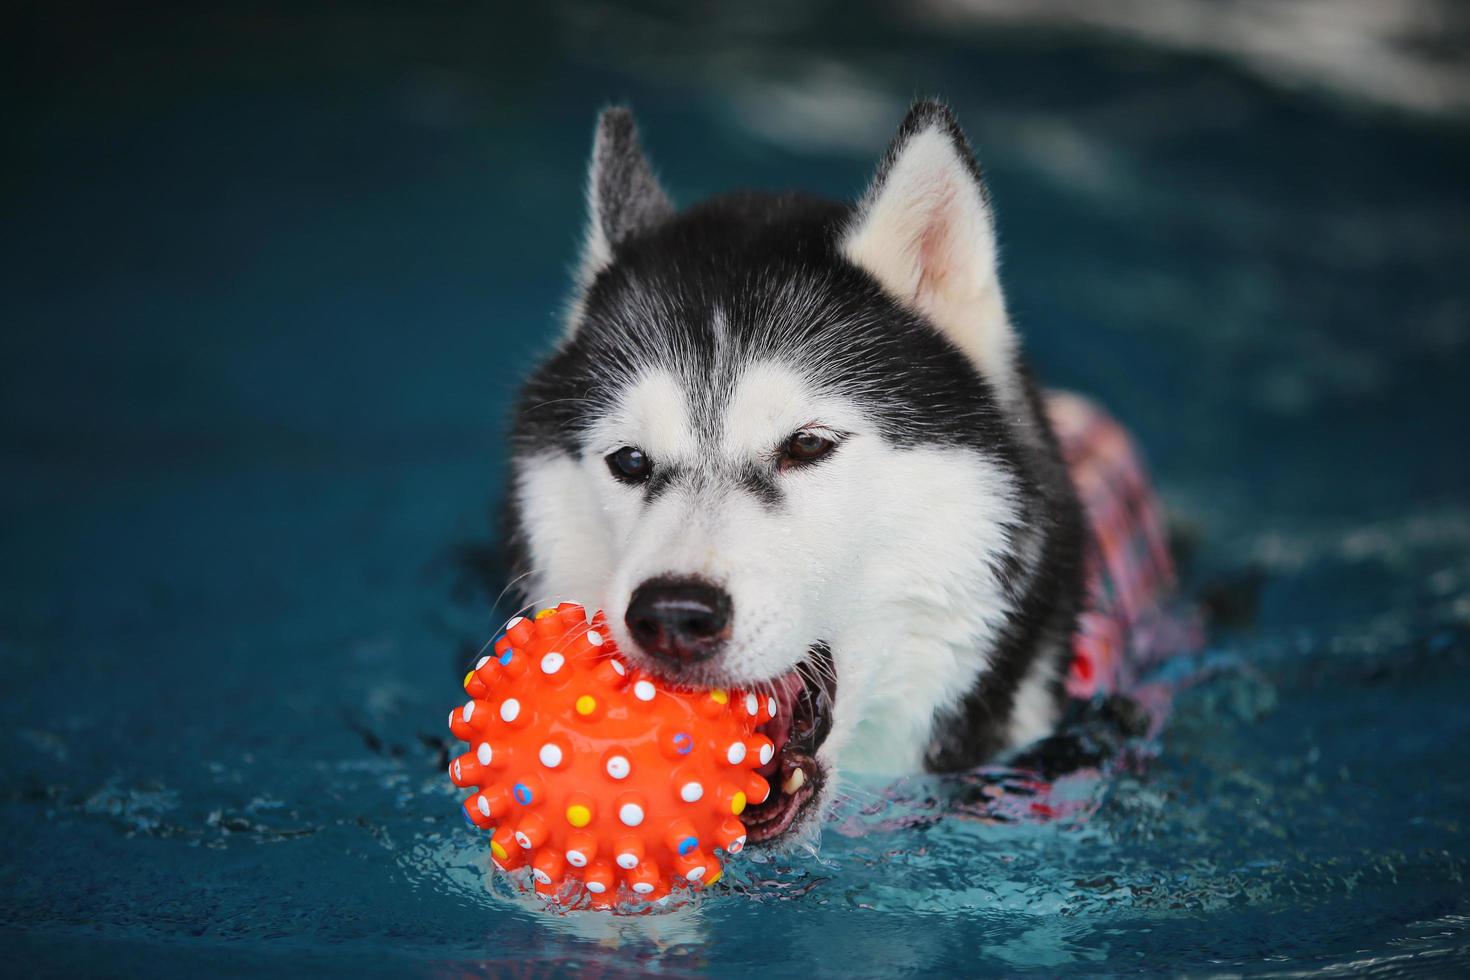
[625,577,732,666]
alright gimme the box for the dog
[500,100,1099,848]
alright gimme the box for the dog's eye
[781,431,837,468]
[606,446,652,484]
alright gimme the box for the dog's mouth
[743,643,836,844]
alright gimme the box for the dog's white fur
[514,114,1061,830]
[517,359,1024,775]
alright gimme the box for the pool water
[4,4,1469,976]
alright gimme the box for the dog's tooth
[783,767,806,794]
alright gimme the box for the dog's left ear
[577,107,674,289]
[842,101,1015,384]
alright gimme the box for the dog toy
[447,601,776,905]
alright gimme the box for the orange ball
[447,602,775,906]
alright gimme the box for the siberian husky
[500,101,1092,847]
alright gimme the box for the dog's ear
[577,107,674,288]
[842,101,1015,385]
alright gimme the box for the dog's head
[507,101,1035,845]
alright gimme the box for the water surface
[3,4,1468,975]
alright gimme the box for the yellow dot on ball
[730,791,746,815]
[575,695,597,716]
[491,840,508,861]
[535,608,556,620]
[710,689,728,705]
[566,804,592,828]
[463,670,474,690]
[706,867,722,885]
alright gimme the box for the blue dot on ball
[513,783,532,805]
[678,836,698,856]
[499,649,514,666]
[673,732,693,755]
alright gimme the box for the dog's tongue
[755,671,805,778]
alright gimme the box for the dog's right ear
[842,101,1016,392]
[576,107,673,289]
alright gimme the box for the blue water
[4,5,1469,976]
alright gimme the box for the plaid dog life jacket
[1046,393,1189,699]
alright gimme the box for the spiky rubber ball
[448,602,776,906]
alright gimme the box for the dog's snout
[625,577,732,666]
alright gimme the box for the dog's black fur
[500,101,1088,772]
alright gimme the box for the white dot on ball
[499,698,520,722]
[566,849,587,867]
[680,781,704,803]
[606,756,630,779]
[515,832,532,849]
[506,616,525,630]
[632,881,654,894]
[726,742,747,765]
[616,852,638,870]
[476,743,493,766]
[462,701,475,722]
[540,652,565,674]
[533,869,551,884]
[619,803,645,826]
[633,680,656,702]
[730,835,746,853]
[476,656,490,669]
[586,880,606,894]
[758,743,774,765]
[587,630,604,647]
[687,866,706,882]
[539,743,564,768]
[767,696,777,716]
[610,659,626,675]
[477,795,490,816]
[745,693,759,715]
